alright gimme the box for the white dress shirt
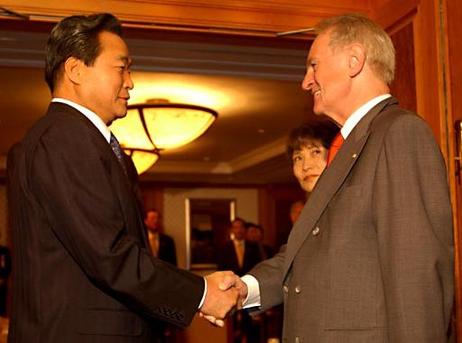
[52,98,111,142]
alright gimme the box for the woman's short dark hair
[45,13,122,92]
[287,121,339,159]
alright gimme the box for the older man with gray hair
[210,13,454,343]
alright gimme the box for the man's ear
[348,43,366,78]
[63,57,85,85]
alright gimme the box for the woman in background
[287,121,339,193]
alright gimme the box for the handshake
[199,271,249,327]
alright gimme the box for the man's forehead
[311,33,326,48]
[99,31,130,53]
[306,40,322,62]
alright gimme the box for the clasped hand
[199,271,248,327]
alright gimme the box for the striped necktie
[110,133,127,174]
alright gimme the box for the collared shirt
[51,98,111,143]
[242,93,392,309]
[340,94,391,139]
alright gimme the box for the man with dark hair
[217,218,261,277]
[44,13,122,93]
[245,223,273,261]
[209,13,454,342]
[144,208,177,266]
[7,13,237,342]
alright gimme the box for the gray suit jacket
[250,97,454,343]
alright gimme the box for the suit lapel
[282,97,398,278]
[49,103,150,249]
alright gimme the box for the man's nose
[125,71,134,90]
[301,69,314,91]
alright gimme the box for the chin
[302,183,315,193]
[115,110,128,119]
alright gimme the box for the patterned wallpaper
[163,187,258,270]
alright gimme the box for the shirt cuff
[241,274,261,308]
[198,277,207,309]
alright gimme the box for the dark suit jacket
[250,97,454,342]
[7,102,204,342]
[155,233,177,267]
[218,240,262,276]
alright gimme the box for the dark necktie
[327,132,344,166]
[110,133,127,174]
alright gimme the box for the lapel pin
[352,153,358,159]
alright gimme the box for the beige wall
[163,187,258,270]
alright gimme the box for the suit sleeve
[248,244,287,311]
[372,115,454,342]
[31,121,204,327]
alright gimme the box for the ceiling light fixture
[110,99,218,174]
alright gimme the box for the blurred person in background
[218,218,262,343]
[245,223,273,261]
[144,208,177,266]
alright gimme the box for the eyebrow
[117,56,132,66]
[306,55,317,64]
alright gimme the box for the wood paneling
[444,0,462,338]
[410,0,460,339]
[372,0,418,30]
[412,1,444,144]
[0,0,370,35]
[258,187,277,248]
[140,185,164,217]
[258,185,305,250]
[389,23,417,112]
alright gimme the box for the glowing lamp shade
[125,150,159,175]
[110,101,217,174]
